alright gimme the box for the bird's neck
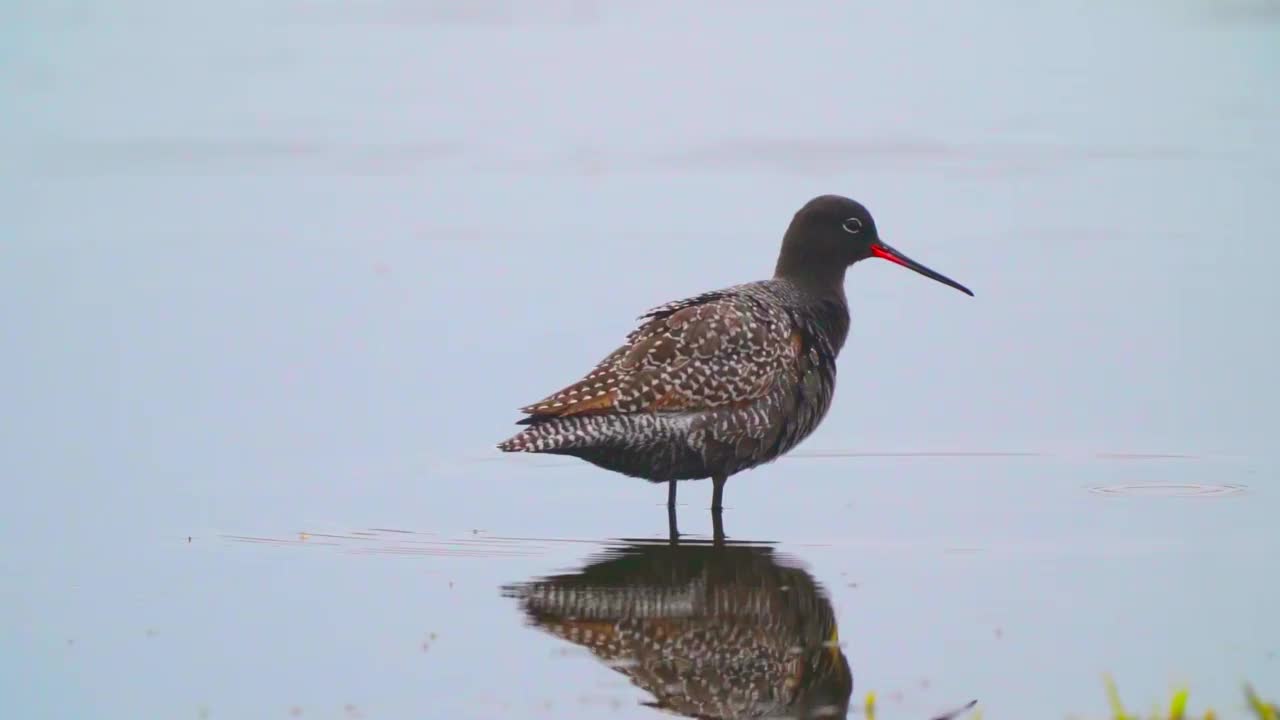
[772,234,851,353]
[773,233,849,291]
[774,275,850,356]
[773,261,848,292]
[773,251,849,310]
[806,289,851,356]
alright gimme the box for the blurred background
[2,1,1278,718]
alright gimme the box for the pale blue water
[3,1,1279,718]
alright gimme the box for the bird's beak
[871,241,974,296]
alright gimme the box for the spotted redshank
[498,195,972,513]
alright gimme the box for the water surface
[3,0,1278,718]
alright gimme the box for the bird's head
[776,194,973,297]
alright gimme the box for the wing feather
[518,289,797,418]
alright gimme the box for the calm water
[3,1,1279,718]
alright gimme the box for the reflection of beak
[871,241,974,296]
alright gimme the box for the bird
[502,537,853,719]
[497,194,972,513]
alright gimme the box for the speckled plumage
[502,541,852,719]
[498,280,847,482]
[497,194,971,508]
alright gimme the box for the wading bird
[498,195,972,514]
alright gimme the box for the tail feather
[497,413,669,454]
[497,414,590,453]
[496,427,540,452]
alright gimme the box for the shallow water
[3,0,1279,718]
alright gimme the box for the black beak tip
[872,242,974,299]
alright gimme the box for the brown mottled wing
[520,290,796,417]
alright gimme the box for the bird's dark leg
[710,474,727,512]
[667,503,680,544]
[712,509,725,545]
[667,479,677,509]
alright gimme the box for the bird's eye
[841,217,863,234]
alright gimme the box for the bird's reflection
[502,525,852,719]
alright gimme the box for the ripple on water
[1088,483,1247,498]
[219,528,601,558]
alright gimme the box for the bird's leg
[667,480,680,543]
[710,474,727,512]
[712,508,725,545]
